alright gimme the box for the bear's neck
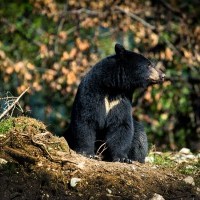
[102,89,134,103]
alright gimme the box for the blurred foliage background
[0,0,200,151]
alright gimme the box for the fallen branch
[0,87,29,120]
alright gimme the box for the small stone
[150,193,165,200]
[145,156,154,163]
[185,154,196,160]
[70,177,81,187]
[196,187,200,195]
[183,176,195,186]
[179,148,191,155]
[0,134,6,138]
[106,188,112,194]
[132,166,136,171]
[0,158,7,165]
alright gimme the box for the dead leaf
[165,47,173,61]
[76,38,90,51]
[67,71,76,85]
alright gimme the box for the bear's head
[115,44,165,89]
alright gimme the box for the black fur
[128,120,148,163]
[65,44,164,163]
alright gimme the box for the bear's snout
[149,67,165,83]
[160,73,165,82]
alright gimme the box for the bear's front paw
[113,157,132,164]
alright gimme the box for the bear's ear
[115,43,126,57]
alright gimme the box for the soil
[0,117,199,200]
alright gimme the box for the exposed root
[4,146,37,164]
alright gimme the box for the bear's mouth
[159,73,166,82]
[148,74,165,85]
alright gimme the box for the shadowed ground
[0,117,199,200]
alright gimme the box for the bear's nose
[161,73,165,81]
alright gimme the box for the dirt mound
[0,117,199,200]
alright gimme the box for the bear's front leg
[106,122,134,164]
[68,123,96,158]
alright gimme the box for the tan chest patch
[104,97,121,115]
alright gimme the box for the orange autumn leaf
[182,48,192,59]
[24,73,32,81]
[27,63,35,70]
[76,38,90,51]
[67,71,77,85]
[69,48,77,58]
[15,62,24,73]
[165,47,173,61]
[61,51,70,61]
[5,66,14,74]
[61,67,69,75]
[58,31,67,40]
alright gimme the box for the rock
[183,176,195,186]
[132,166,136,171]
[145,156,154,163]
[150,193,165,200]
[179,148,191,155]
[196,187,200,195]
[0,158,7,165]
[70,177,81,187]
[106,188,112,194]
[184,154,196,160]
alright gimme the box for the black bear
[65,44,165,163]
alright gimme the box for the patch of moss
[0,118,13,134]
[0,116,46,136]
[12,116,46,133]
[178,159,200,175]
[149,153,175,168]
[178,159,200,187]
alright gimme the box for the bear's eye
[148,63,155,69]
[147,64,151,69]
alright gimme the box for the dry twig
[0,87,29,120]
[96,142,107,156]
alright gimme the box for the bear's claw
[113,158,132,164]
